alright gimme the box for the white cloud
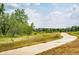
[26,3,31,6]
[10,4,18,7]
[25,3,41,6]
[24,4,79,28]
[52,3,57,6]
[73,4,78,9]
[41,4,79,28]
[7,3,19,8]
[25,8,41,28]
[34,3,40,5]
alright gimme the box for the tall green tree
[14,9,28,23]
[0,3,5,15]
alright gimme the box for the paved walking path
[0,33,77,55]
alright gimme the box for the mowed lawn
[38,32,79,55]
[0,32,61,52]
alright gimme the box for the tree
[0,3,5,15]
[14,9,28,23]
[0,4,11,35]
[0,13,11,35]
[0,4,34,36]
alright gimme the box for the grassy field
[38,32,79,55]
[0,32,61,52]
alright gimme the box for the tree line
[0,4,34,37]
[34,26,79,33]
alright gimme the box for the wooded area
[0,4,34,37]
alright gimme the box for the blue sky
[5,3,79,28]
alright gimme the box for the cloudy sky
[5,3,79,28]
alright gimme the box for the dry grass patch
[38,39,79,55]
[0,32,61,52]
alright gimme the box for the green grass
[68,31,79,38]
[38,32,79,55]
[0,32,61,52]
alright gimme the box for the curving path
[0,33,77,55]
